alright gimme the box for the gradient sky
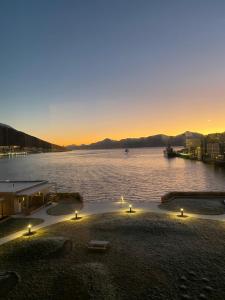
[1,0,225,145]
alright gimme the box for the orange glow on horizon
[40,126,225,147]
[22,98,225,147]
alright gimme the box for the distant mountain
[0,123,65,151]
[204,132,225,144]
[67,131,203,150]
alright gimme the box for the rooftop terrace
[0,180,52,195]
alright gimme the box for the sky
[0,0,225,146]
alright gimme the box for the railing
[161,191,225,203]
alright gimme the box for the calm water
[0,148,225,203]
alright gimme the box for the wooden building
[0,180,53,218]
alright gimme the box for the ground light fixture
[177,208,188,218]
[129,204,132,213]
[72,210,82,221]
[24,224,35,236]
[126,204,135,213]
[27,224,32,235]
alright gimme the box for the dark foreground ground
[1,212,225,300]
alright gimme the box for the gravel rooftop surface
[47,198,83,216]
[159,197,225,215]
[0,212,225,300]
[0,218,43,238]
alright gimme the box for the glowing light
[180,208,184,217]
[27,224,32,235]
[129,204,132,213]
[75,210,78,219]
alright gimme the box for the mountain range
[67,131,203,150]
[0,124,214,151]
[0,123,64,151]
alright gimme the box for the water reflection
[0,148,225,203]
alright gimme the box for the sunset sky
[1,0,225,145]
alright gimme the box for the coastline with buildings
[0,123,66,156]
[168,132,225,166]
[0,145,65,157]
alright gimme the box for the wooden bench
[87,240,110,252]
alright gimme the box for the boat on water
[163,145,176,158]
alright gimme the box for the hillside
[0,124,64,151]
[67,131,203,150]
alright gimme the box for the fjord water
[1,148,225,203]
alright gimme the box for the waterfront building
[185,137,203,160]
[0,180,52,218]
[206,143,225,160]
[204,133,225,161]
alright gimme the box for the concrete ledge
[161,191,225,203]
[0,216,10,224]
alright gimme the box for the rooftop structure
[0,180,52,195]
[0,180,53,218]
